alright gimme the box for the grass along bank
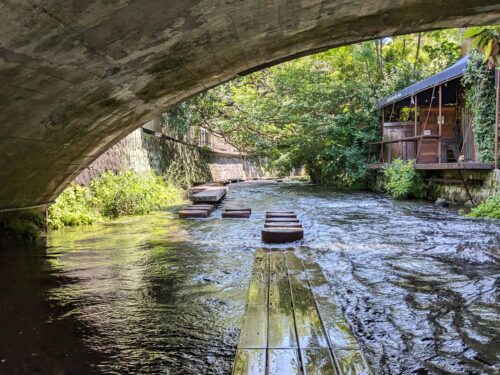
[48,170,184,229]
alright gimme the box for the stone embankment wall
[75,126,270,186]
[436,169,500,205]
[373,169,500,205]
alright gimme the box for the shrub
[48,183,102,229]
[90,170,181,217]
[0,210,45,243]
[383,159,427,199]
[467,195,500,219]
[48,170,183,229]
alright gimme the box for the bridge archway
[1,0,499,209]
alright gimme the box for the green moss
[467,195,500,219]
[48,170,183,230]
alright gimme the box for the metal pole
[438,85,442,164]
[414,95,418,162]
[495,68,499,169]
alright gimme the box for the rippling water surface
[0,181,498,374]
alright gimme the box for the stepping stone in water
[266,211,294,215]
[262,228,304,243]
[178,210,210,218]
[191,204,215,212]
[222,210,251,218]
[266,213,297,218]
[264,222,302,228]
[184,206,212,213]
[191,187,227,203]
[265,218,300,223]
[225,207,252,213]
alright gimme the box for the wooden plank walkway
[233,249,371,375]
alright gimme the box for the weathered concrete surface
[1,0,499,209]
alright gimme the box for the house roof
[377,55,469,109]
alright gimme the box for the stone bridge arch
[1,0,499,209]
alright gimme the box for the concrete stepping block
[262,228,304,243]
[187,205,214,212]
[266,211,294,215]
[224,207,252,213]
[264,222,302,228]
[178,210,210,218]
[265,218,300,223]
[266,213,297,218]
[184,206,211,213]
[222,210,251,218]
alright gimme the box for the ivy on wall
[462,50,496,163]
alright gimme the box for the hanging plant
[462,50,496,162]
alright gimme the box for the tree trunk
[414,33,422,72]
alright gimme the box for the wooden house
[368,55,495,171]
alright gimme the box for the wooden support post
[495,68,499,170]
[414,95,418,137]
[438,85,442,164]
[414,95,418,162]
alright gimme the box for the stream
[0,181,498,374]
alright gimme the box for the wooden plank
[285,253,329,349]
[303,260,371,373]
[302,349,337,375]
[268,303,297,349]
[268,349,301,374]
[285,253,315,307]
[334,349,371,375]
[293,305,329,349]
[250,249,269,284]
[233,349,266,375]
[269,252,292,306]
[238,304,267,349]
[268,252,296,349]
[238,249,269,350]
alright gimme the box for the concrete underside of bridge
[1,0,499,209]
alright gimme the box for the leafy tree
[164,29,464,188]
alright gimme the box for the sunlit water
[0,181,498,374]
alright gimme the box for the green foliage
[467,195,500,219]
[0,210,45,243]
[164,29,463,188]
[48,170,183,229]
[463,26,500,65]
[462,50,496,162]
[48,184,102,229]
[91,170,181,217]
[383,159,427,199]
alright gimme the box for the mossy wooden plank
[335,349,371,375]
[238,304,268,349]
[251,249,269,284]
[269,252,292,307]
[233,349,266,375]
[268,303,297,349]
[285,253,316,308]
[268,349,301,374]
[302,349,338,375]
[293,304,329,348]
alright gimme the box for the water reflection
[1,181,499,374]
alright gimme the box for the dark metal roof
[377,55,469,109]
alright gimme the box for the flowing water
[0,181,498,374]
